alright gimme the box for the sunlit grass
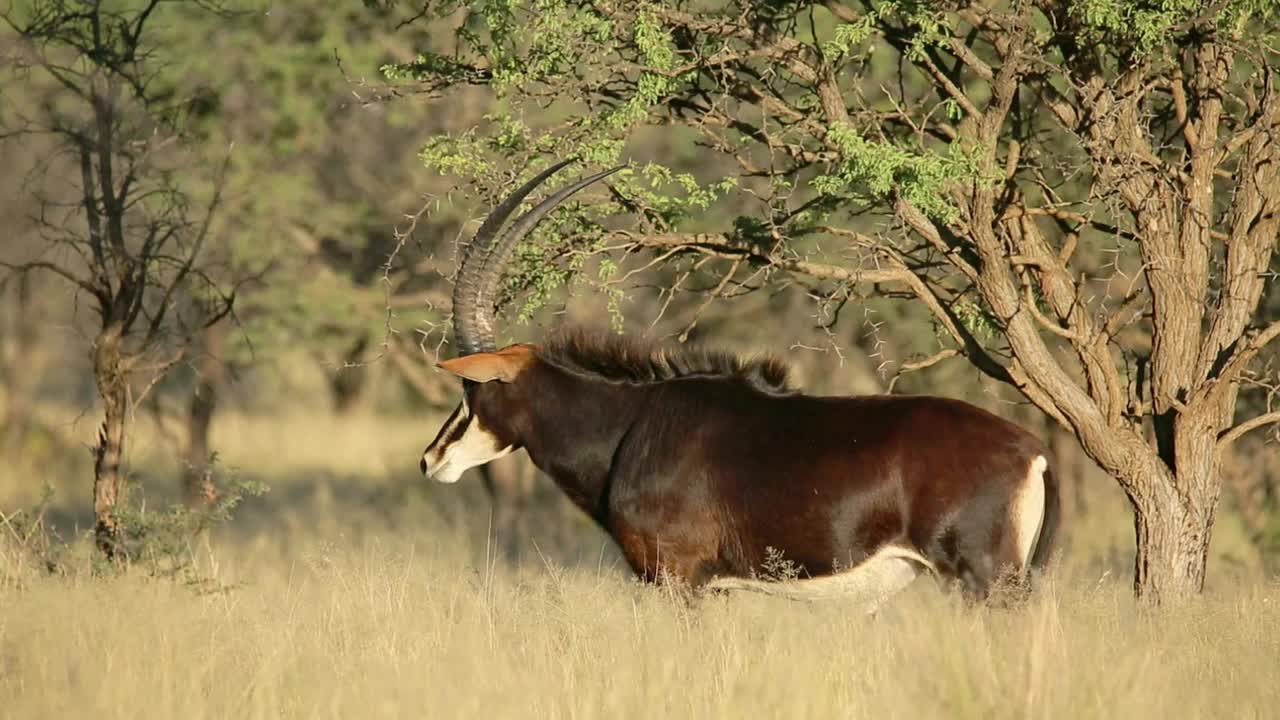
[2,406,1277,719]
[3,530,1278,720]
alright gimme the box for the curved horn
[462,163,626,354]
[453,158,579,356]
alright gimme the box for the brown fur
[535,327,794,396]
[424,330,1060,603]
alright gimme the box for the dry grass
[3,537,1278,720]
[2,407,1278,719]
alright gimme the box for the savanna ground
[3,391,1278,720]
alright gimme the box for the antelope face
[420,391,516,484]
[420,345,535,483]
[428,160,619,482]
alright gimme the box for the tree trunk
[1128,418,1222,602]
[183,322,225,508]
[1131,490,1214,600]
[92,325,129,561]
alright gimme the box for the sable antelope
[420,159,1060,610]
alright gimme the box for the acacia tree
[1,1,235,559]
[384,0,1280,601]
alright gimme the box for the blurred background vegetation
[0,0,1277,591]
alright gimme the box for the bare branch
[678,259,741,342]
[1219,410,1280,450]
[0,259,100,299]
[887,349,959,393]
[613,232,910,285]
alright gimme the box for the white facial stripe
[421,400,468,470]
[422,396,515,484]
[439,394,471,443]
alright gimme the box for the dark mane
[537,327,794,395]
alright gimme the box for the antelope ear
[436,344,536,383]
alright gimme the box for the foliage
[0,461,267,593]
[813,123,987,223]
[1072,0,1279,54]
[111,454,268,589]
[155,1,457,366]
[381,0,1280,600]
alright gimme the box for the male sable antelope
[421,159,1060,610]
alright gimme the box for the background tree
[0,1,236,559]
[152,0,487,417]
[382,0,1280,601]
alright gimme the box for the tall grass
[3,534,1278,719]
[2,407,1277,719]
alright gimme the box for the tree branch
[0,259,100,299]
[1218,410,1280,450]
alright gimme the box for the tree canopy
[379,0,1280,600]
